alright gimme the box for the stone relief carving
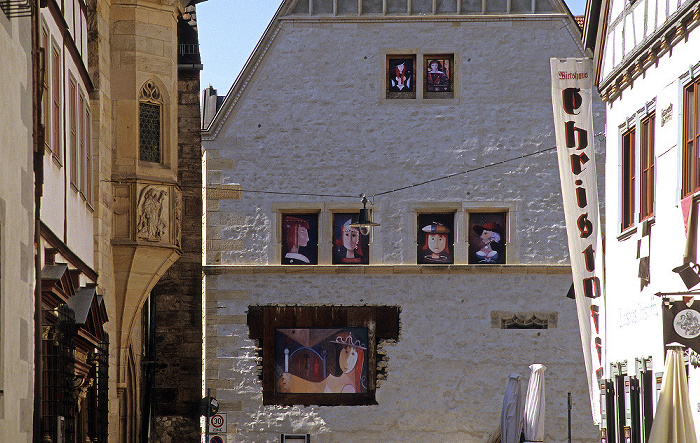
[136,186,168,242]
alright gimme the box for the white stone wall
[204,10,603,443]
[206,268,598,443]
[0,10,35,443]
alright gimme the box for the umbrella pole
[567,392,572,443]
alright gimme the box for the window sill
[617,225,637,241]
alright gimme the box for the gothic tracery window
[139,81,162,163]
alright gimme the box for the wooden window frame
[51,44,61,161]
[683,79,700,197]
[41,27,49,151]
[639,113,655,220]
[69,79,78,186]
[85,104,93,206]
[621,127,636,230]
[79,93,87,199]
[248,305,400,406]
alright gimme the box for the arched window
[139,81,162,163]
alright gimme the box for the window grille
[139,81,162,163]
[42,305,76,443]
[88,336,109,442]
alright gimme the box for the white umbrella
[501,373,524,443]
[523,363,546,443]
[648,345,698,443]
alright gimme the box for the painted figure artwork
[332,213,369,264]
[468,212,506,264]
[281,214,318,265]
[417,213,454,264]
[426,58,451,92]
[275,328,368,394]
[388,58,414,92]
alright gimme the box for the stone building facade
[0,3,35,443]
[202,0,604,441]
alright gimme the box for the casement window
[639,113,655,220]
[52,45,61,160]
[248,305,400,406]
[139,81,162,163]
[84,104,93,206]
[621,127,635,230]
[69,79,78,186]
[41,27,49,150]
[683,78,700,197]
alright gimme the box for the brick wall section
[152,67,203,442]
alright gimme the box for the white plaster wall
[40,8,95,267]
[0,11,35,443]
[602,14,700,440]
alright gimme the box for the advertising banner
[550,58,605,424]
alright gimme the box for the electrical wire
[102,146,558,201]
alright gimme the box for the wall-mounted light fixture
[350,194,380,235]
[672,262,700,290]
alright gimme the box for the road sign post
[209,412,227,434]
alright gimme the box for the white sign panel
[550,57,605,424]
[208,412,227,434]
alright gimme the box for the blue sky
[197,0,587,95]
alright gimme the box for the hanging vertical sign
[550,58,605,424]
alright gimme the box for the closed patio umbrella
[648,345,697,443]
[501,373,524,443]
[523,364,546,443]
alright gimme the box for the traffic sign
[209,436,224,443]
[208,412,227,433]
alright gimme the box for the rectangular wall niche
[248,305,400,406]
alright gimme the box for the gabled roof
[582,0,608,84]
[201,0,579,137]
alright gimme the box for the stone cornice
[204,264,572,275]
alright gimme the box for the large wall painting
[275,328,369,394]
